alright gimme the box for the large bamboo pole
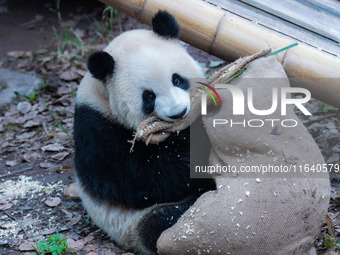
[99,0,340,108]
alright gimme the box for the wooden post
[99,0,340,108]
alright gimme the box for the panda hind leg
[137,199,195,254]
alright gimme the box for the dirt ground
[0,0,339,254]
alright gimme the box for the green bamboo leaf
[209,60,223,68]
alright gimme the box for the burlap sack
[156,56,330,254]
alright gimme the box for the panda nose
[169,108,187,119]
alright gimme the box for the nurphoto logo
[199,84,312,128]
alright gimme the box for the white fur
[78,181,157,255]
[77,29,204,129]
[76,73,110,114]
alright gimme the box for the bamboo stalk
[99,0,340,108]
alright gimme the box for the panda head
[84,11,204,130]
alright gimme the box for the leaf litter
[0,1,339,254]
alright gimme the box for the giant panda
[74,11,216,254]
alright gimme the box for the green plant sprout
[32,234,71,255]
[47,107,71,137]
[14,91,38,102]
[323,234,340,248]
[14,78,51,102]
[52,25,84,61]
[102,5,121,32]
[320,103,334,112]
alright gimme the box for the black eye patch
[142,90,156,115]
[172,73,189,90]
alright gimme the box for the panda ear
[87,51,115,81]
[152,11,179,39]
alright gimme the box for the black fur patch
[172,73,189,90]
[87,51,115,81]
[142,90,156,115]
[137,199,196,253]
[74,104,215,209]
[152,11,179,38]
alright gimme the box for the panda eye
[144,90,156,102]
[172,73,189,90]
[173,77,180,86]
